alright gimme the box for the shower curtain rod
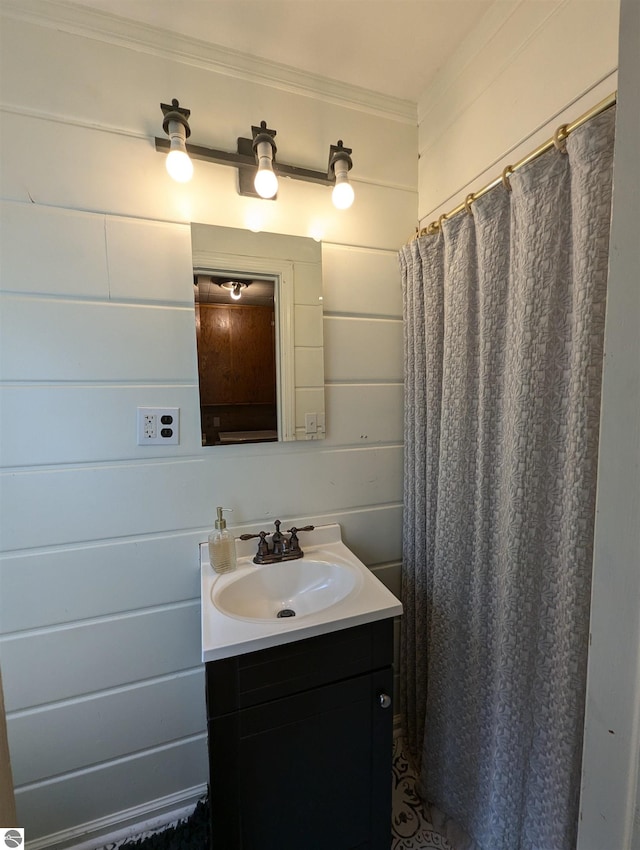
[409,90,617,243]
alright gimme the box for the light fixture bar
[154,137,335,187]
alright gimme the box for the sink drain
[277,608,296,618]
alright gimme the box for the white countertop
[201,523,402,662]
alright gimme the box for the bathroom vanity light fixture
[156,99,354,209]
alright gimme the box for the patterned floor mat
[392,734,455,849]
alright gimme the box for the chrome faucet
[240,520,315,564]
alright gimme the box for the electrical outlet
[137,407,180,446]
[143,413,157,439]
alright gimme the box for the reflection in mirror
[194,272,279,446]
[191,223,325,446]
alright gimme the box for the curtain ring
[438,213,447,230]
[502,165,513,192]
[426,221,437,235]
[553,123,569,153]
[464,193,474,215]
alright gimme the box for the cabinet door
[209,667,394,850]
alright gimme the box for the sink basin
[213,558,360,621]
[201,523,403,661]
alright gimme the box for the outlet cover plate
[137,407,180,446]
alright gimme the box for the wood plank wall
[0,6,417,844]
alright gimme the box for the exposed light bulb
[332,157,354,209]
[253,137,278,199]
[254,165,278,199]
[166,149,193,183]
[230,283,243,301]
[165,119,193,183]
[332,180,355,210]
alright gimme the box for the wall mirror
[191,224,325,446]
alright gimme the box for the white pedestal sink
[201,522,402,661]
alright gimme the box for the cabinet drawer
[206,618,393,717]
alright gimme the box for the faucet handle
[256,531,270,556]
[239,530,271,559]
[286,525,314,555]
[287,525,315,535]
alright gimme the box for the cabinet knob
[378,692,392,710]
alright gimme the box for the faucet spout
[240,521,315,564]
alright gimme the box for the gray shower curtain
[399,107,615,850]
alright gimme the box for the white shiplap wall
[417,0,620,225]
[0,3,416,844]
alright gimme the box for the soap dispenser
[208,507,237,574]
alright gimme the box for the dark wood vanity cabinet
[205,619,395,850]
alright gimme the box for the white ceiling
[67,0,497,103]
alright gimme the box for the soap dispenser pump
[208,507,237,574]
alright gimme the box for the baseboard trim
[26,784,207,850]
[28,720,404,850]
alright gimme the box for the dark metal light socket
[160,99,191,138]
[328,140,353,177]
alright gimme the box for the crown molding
[1,0,417,124]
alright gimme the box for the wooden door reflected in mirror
[194,273,278,446]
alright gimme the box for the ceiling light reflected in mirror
[194,274,275,307]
